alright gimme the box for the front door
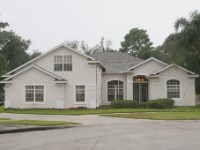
[133,83,148,102]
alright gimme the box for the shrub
[111,100,138,108]
[147,98,174,109]
[98,105,112,109]
[135,102,147,108]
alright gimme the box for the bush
[98,105,112,109]
[110,99,174,109]
[111,100,138,108]
[147,98,174,109]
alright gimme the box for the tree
[0,31,31,70]
[64,40,79,50]
[29,50,42,60]
[0,53,8,92]
[120,28,153,59]
[0,20,33,92]
[64,37,115,55]
[159,10,200,94]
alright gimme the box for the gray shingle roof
[90,52,144,73]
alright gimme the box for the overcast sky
[0,0,199,53]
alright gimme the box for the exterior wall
[126,60,167,101]
[133,59,166,76]
[101,73,126,105]
[4,46,102,109]
[149,66,196,106]
[4,68,66,109]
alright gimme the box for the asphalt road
[1,120,200,150]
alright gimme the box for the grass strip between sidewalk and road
[0,120,78,126]
[103,111,200,120]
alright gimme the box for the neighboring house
[0,44,199,108]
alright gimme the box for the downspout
[96,65,98,109]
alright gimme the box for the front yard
[0,106,200,120]
[1,105,200,120]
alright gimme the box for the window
[25,85,44,103]
[65,55,72,71]
[167,79,180,98]
[54,55,72,71]
[54,56,63,71]
[107,80,123,101]
[76,85,85,102]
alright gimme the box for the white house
[0,44,198,108]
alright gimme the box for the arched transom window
[167,79,180,98]
[107,80,123,101]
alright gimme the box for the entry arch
[132,75,148,102]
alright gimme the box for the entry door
[133,83,148,102]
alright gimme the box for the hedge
[110,98,174,109]
[147,98,174,109]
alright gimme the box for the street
[1,119,200,150]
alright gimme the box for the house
[0,43,199,109]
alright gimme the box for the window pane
[67,55,72,63]
[167,79,180,98]
[66,55,72,71]
[54,56,63,71]
[25,86,34,102]
[66,64,72,71]
[76,85,85,102]
[35,86,44,102]
[25,85,44,102]
[107,80,123,101]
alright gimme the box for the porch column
[126,74,133,100]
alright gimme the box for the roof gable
[4,65,66,81]
[127,57,168,71]
[151,64,197,76]
[3,43,95,76]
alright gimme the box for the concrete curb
[0,124,81,134]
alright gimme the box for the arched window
[107,80,123,101]
[167,79,180,98]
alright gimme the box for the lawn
[0,118,10,120]
[104,112,200,120]
[1,105,200,119]
[0,120,77,126]
[0,106,164,115]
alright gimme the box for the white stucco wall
[4,46,102,109]
[4,68,66,109]
[149,66,196,106]
[133,59,166,76]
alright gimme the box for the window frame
[74,84,86,104]
[107,80,124,102]
[166,79,180,99]
[54,55,72,71]
[24,84,45,104]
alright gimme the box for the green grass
[1,105,200,116]
[0,106,163,115]
[104,112,200,120]
[0,118,10,120]
[0,120,78,126]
